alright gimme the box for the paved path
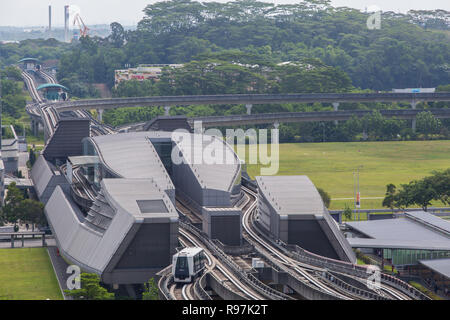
[47,246,71,300]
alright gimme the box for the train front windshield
[175,256,189,279]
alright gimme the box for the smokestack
[64,5,70,42]
[48,5,52,35]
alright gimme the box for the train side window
[193,254,198,272]
[200,252,205,266]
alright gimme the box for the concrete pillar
[22,234,24,247]
[97,109,104,122]
[164,106,171,116]
[11,235,14,248]
[332,102,340,126]
[31,120,35,136]
[411,101,418,133]
[245,104,253,115]
[273,121,280,129]
[42,234,46,247]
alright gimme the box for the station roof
[89,132,175,193]
[255,175,325,216]
[89,131,240,193]
[37,83,69,92]
[102,179,178,220]
[419,258,450,279]
[346,212,450,251]
[18,58,39,63]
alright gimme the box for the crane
[73,13,89,38]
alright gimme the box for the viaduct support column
[164,106,171,116]
[31,120,35,136]
[97,109,104,122]
[332,102,340,126]
[246,104,253,115]
[411,101,418,133]
[35,121,41,136]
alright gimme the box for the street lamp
[353,165,363,221]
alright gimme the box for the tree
[416,111,442,137]
[343,204,353,221]
[142,278,159,300]
[317,188,331,208]
[109,22,125,48]
[428,169,450,206]
[382,184,397,211]
[64,273,114,300]
[1,182,24,227]
[18,199,44,231]
[29,148,36,167]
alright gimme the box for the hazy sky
[0,0,449,27]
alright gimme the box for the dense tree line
[57,0,450,91]
[0,182,45,231]
[383,169,450,211]
[0,66,26,119]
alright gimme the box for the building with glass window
[346,211,450,270]
[31,130,243,290]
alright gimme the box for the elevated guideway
[191,108,450,127]
[50,92,450,112]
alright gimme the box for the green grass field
[242,140,450,210]
[0,248,63,300]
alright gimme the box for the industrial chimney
[48,5,52,36]
[64,5,70,42]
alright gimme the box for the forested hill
[55,0,450,93]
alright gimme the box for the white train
[172,247,207,283]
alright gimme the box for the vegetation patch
[0,248,62,300]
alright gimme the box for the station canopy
[36,83,69,92]
[18,58,39,63]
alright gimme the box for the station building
[255,175,356,263]
[36,83,69,101]
[18,58,40,71]
[346,211,450,295]
[32,130,243,287]
[346,211,450,267]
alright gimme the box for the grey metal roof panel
[174,132,241,192]
[31,155,55,198]
[419,258,450,279]
[256,175,325,216]
[406,211,450,234]
[101,178,178,220]
[91,131,240,193]
[45,185,136,273]
[346,218,450,243]
[91,132,175,192]
[347,238,450,251]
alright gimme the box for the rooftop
[89,132,175,193]
[36,83,69,92]
[346,212,450,251]
[419,258,450,279]
[90,131,240,193]
[102,179,177,220]
[255,175,325,216]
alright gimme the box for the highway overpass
[189,108,450,128]
[50,92,450,114]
